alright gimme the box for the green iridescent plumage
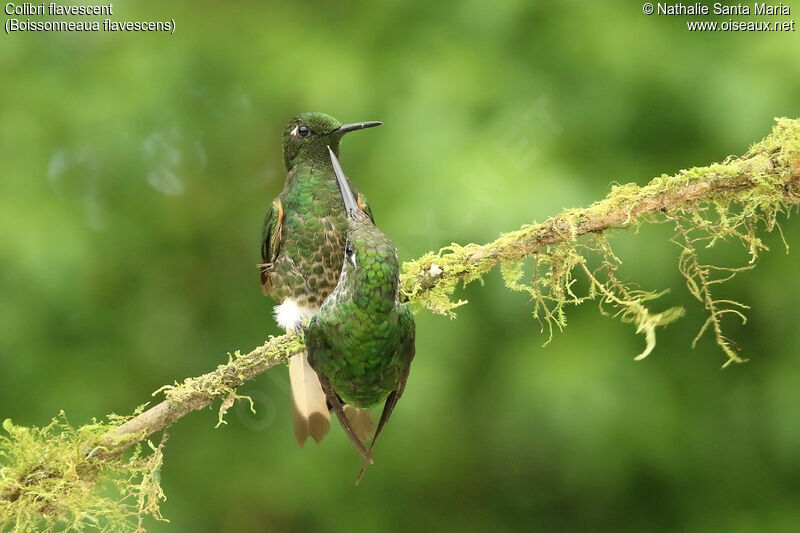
[261,112,377,307]
[260,112,381,447]
[305,147,416,471]
[306,219,415,407]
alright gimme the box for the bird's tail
[343,405,375,444]
[289,352,331,446]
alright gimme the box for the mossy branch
[401,119,799,314]
[2,118,800,531]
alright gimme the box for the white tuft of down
[274,299,316,331]
[274,298,330,444]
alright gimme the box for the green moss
[401,117,799,365]
[0,412,165,532]
[158,334,304,410]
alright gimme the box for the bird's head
[282,112,381,171]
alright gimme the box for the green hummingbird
[260,112,380,446]
[304,146,416,473]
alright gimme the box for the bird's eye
[297,125,310,138]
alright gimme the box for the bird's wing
[319,373,373,464]
[357,307,416,482]
[259,199,283,295]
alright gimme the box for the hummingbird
[304,146,415,474]
[260,112,381,446]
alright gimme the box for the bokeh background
[2,1,800,531]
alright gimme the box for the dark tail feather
[355,389,400,484]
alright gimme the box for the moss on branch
[2,118,800,531]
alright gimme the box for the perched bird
[304,146,416,475]
[260,112,380,446]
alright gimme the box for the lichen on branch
[1,335,305,531]
[0,412,165,532]
[401,117,800,361]
[2,118,799,531]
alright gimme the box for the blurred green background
[2,1,800,531]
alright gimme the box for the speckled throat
[268,160,348,308]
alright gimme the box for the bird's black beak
[336,121,382,134]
